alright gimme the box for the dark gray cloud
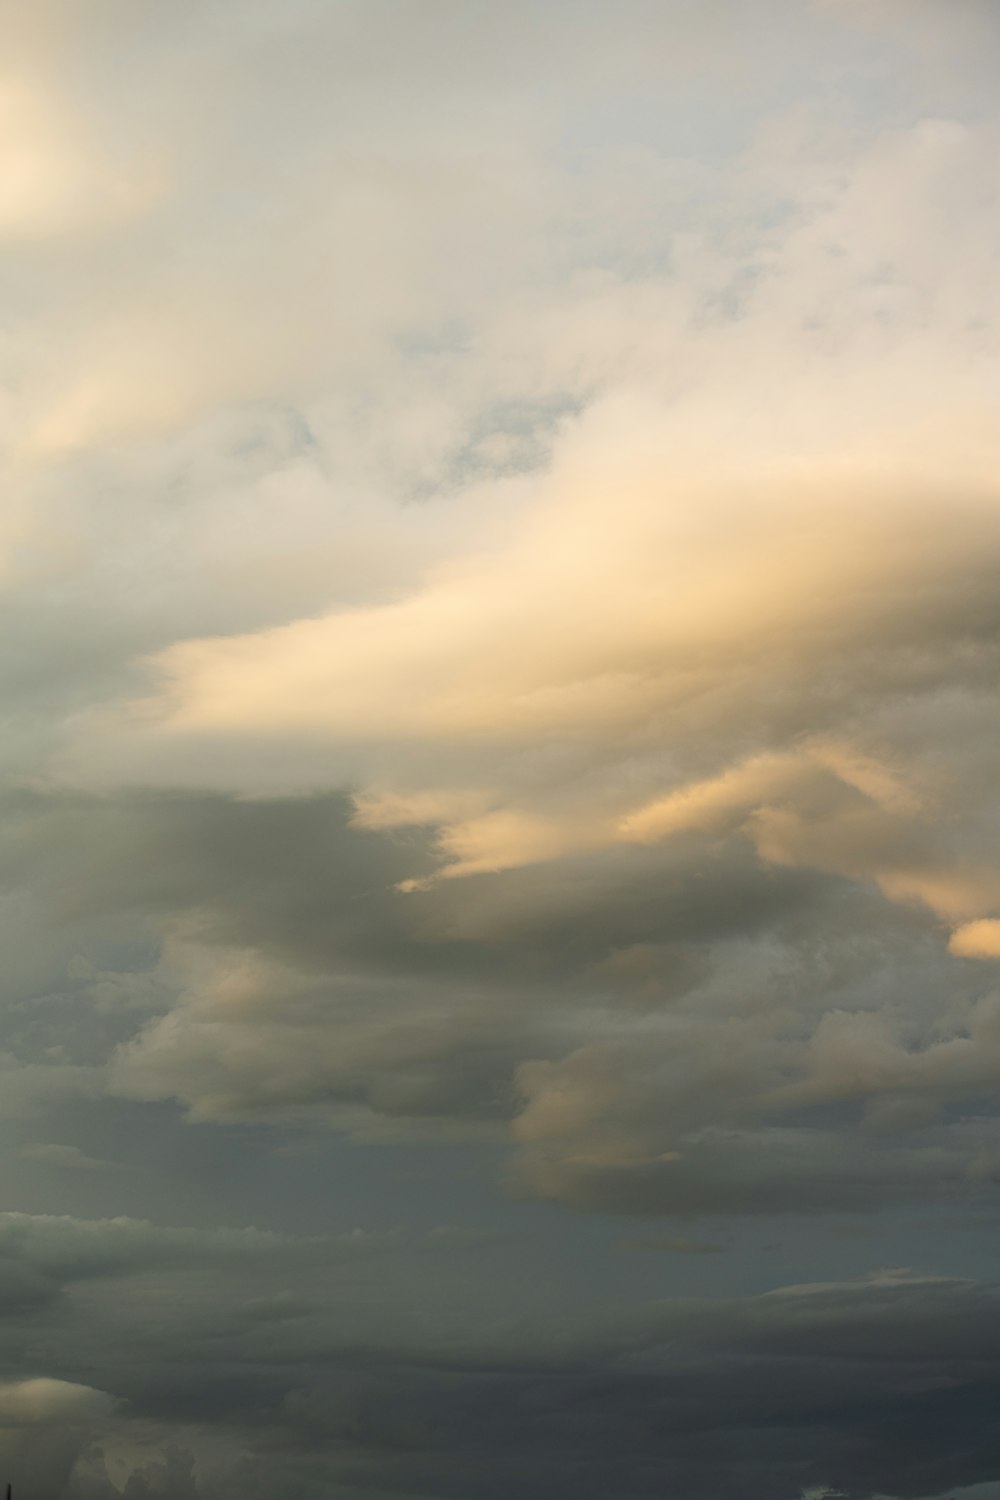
[4,780,1000,1209]
[5,1220,1000,1500]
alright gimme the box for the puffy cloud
[4,778,1000,1218]
[950,921,1000,961]
[0,1378,115,1428]
[0,1374,117,1500]
[106,942,536,1134]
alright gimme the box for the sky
[1,0,1000,1495]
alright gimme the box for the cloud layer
[2,1,1000,1495]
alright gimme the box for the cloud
[0,1378,115,1428]
[950,921,1000,961]
[3,1249,1000,1500]
[30,92,1000,1222]
[18,1144,117,1172]
[3,779,1000,1218]
[0,3,998,1494]
[617,1236,726,1254]
[105,940,543,1135]
[0,1376,118,1500]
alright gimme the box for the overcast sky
[2,1,1000,1496]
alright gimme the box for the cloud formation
[5,1213,1000,1500]
[1,0,1000,1495]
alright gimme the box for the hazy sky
[2,2,1000,1496]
